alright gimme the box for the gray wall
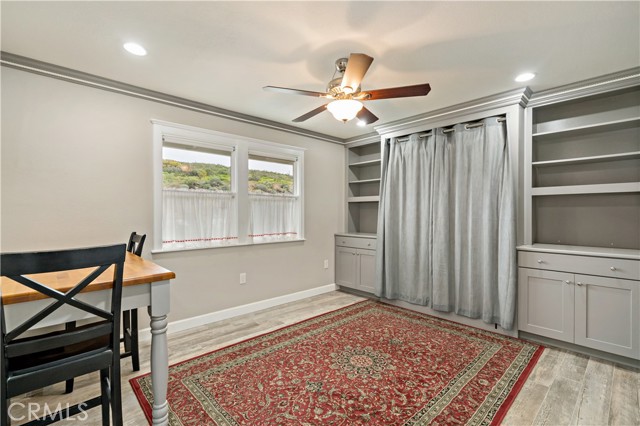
[1,67,345,322]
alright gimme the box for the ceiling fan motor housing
[328,57,359,98]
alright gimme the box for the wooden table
[1,252,175,426]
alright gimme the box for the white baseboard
[138,283,337,342]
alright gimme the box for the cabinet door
[357,249,376,293]
[518,268,575,342]
[574,274,640,359]
[336,246,357,289]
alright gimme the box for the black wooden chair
[122,232,145,372]
[65,232,146,394]
[1,244,126,426]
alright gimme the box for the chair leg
[2,396,10,426]
[122,310,131,353]
[65,321,76,394]
[100,369,110,426]
[111,362,123,426]
[65,379,75,395]
[131,308,140,371]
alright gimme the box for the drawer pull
[564,280,572,285]
[367,243,371,247]
[576,282,583,286]
[342,241,346,244]
[537,259,543,264]
[610,266,616,271]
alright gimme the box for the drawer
[335,236,377,250]
[519,251,640,281]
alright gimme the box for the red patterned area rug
[131,301,543,425]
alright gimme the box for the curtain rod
[396,116,506,142]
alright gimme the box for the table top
[1,252,175,305]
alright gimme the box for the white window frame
[152,120,305,253]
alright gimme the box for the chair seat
[7,347,114,399]
[8,330,110,373]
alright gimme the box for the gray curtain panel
[376,117,516,329]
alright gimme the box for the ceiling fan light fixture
[327,99,363,122]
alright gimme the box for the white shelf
[532,151,640,167]
[348,196,380,203]
[532,182,640,196]
[517,244,640,260]
[532,113,640,137]
[349,178,381,184]
[349,159,381,168]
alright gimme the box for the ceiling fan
[263,53,431,125]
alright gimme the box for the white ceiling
[2,1,639,140]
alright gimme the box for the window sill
[151,238,306,254]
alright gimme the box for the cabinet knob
[367,243,371,247]
[537,259,543,264]
[576,282,583,286]
[564,280,571,285]
[610,266,616,271]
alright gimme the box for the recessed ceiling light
[357,120,367,127]
[123,42,147,56]
[515,72,536,82]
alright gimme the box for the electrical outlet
[323,259,329,269]
[239,273,247,284]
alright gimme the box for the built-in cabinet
[337,137,381,295]
[519,75,640,362]
[518,250,639,359]
[335,234,376,294]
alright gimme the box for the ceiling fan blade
[341,53,374,93]
[356,107,379,125]
[292,104,328,122]
[362,83,431,100]
[263,86,329,98]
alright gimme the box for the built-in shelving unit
[525,84,640,251]
[345,138,382,234]
[519,74,640,363]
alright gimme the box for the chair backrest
[1,244,126,386]
[127,232,146,257]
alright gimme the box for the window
[161,143,236,250]
[153,121,304,252]
[248,153,299,243]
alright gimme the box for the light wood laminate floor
[9,291,640,425]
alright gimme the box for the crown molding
[343,132,380,147]
[528,67,640,107]
[0,51,344,145]
[374,87,531,136]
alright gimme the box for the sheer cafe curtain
[249,194,299,243]
[162,189,237,250]
[376,116,516,329]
